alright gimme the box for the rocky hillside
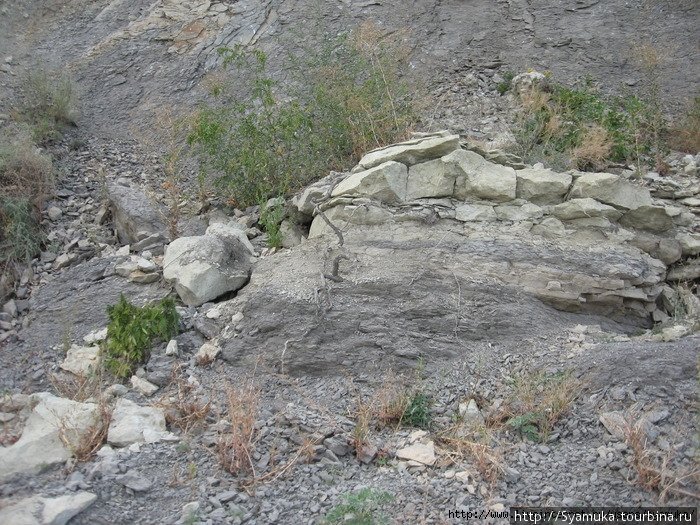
[0,1,699,524]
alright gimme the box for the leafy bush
[105,295,179,378]
[0,197,44,265]
[323,488,393,525]
[258,199,285,249]
[18,68,77,143]
[511,78,662,170]
[401,391,431,429]
[188,21,416,208]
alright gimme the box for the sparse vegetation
[17,68,77,143]
[158,364,211,434]
[496,71,516,95]
[401,391,431,429]
[188,21,417,208]
[322,488,394,525]
[259,198,285,249]
[104,295,180,378]
[217,379,261,476]
[511,77,662,171]
[492,370,581,442]
[668,97,700,153]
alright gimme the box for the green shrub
[188,21,416,208]
[259,199,285,249]
[401,391,431,429]
[496,71,515,95]
[0,197,44,265]
[512,77,662,170]
[105,295,179,378]
[19,68,77,143]
[323,488,393,525]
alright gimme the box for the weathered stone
[47,206,63,221]
[630,233,682,265]
[569,173,652,210]
[60,345,101,376]
[130,375,159,397]
[396,441,436,466]
[107,398,167,447]
[279,219,305,248]
[309,203,393,238]
[599,411,627,439]
[676,232,700,256]
[667,260,700,282]
[516,168,572,204]
[117,470,152,492]
[620,206,674,233]
[357,133,460,170]
[405,158,457,201]
[531,217,566,238]
[196,341,220,363]
[293,171,347,215]
[0,492,97,525]
[0,393,99,480]
[552,198,622,220]
[445,149,517,202]
[331,161,409,204]
[115,260,138,277]
[83,327,107,345]
[128,270,160,284]
[205,222,256,255]
[454,204,497,222]
[494,203,543,221]
[458,399,485,429]
[108,183,166,245]
[165,339,179,356]
[163,235,251,306]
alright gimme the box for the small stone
[196,342,220,364]
[165,339,179,356]
[130,375,159,397]
[396,441,436,466]
[83,327,108,345]
[128,270,160,284]
[115,245,130,256]
[117,470,152,492]
[48,206,63,221]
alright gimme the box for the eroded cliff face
[1,0,698,138]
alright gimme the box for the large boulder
[569,173,652,210]
[108,183,167,245]
[0,393,99,481]
[405,158,457,201]
[516,168,572,204]
[676,232,700,256]
[620,206,674,233]
[445,149,517,202]
[107,398,167,447]
[331,161,409,204]
[163,234,252,306]
[357,133,459,170]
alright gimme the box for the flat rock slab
[60,344,101,376]
[358,134,459,170]
[107,398,167,447]
[0,492,97,525]
[0,394,98,481]
[396,441,437,466]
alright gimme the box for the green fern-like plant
[105,295,179,378]
[401,392,431,429]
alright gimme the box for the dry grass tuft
[572,124,612,170]
[67,401,112,462]
[489,370,581,442]
[217,380,261,476]
[157,366,211,434]
[438,424,506,484]
[373,371,410,427]
[622,413,700,502]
